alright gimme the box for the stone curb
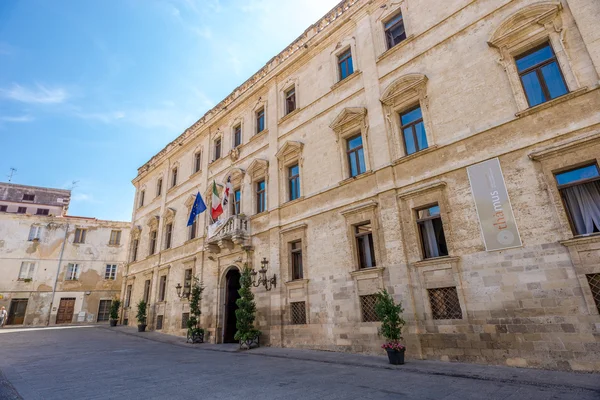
[101,326,600,394]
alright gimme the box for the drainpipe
[46,222,69,326]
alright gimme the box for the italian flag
[211,180,223,221]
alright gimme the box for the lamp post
[251,257,276,291]
[175,283,190,299]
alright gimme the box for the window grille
[290,302,307,325]
[181,312,190,329]
[360,295,379,322]
[428,287,462,320]
[156,315,163,330]
[587,274,600,313]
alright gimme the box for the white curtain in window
[563,181,600,235]
[422,220,439,258]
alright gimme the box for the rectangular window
[74,228,87,244]
[184,268,193,298]
[384,12,406,50]
[214,138,222,160]
[428,287,463,320]
[288,164,300,201]
[139,190,145,208]
[234,189,241,215]
[555,164,600,235]
[23,194,35,202]
[156,315,164,330]
[290,301,307,325]
[17,206,27,214]
[36,208,49,216]
[131,239,139,262]
[194,151,202,173]
[417,205,448,259]
[355,223,376,269]
[587,274,600,314]
[181,312,190,329]
[149,230,157,255]
[104,264,117,280]
[171,168,178,188]
[143,279,151,303]
[516,43,568,107]
[256,108,265,134]
[125,284,132,308]
[97,300,112,322]
[285,87,296,115]
[256,180,266,214]
[156,178,163,197]
[233,125,242,148]
[158,275,167,302]
[18,262,35,280]
[400,105,428,155]
[66,263,79,281]
[290,240,303,280]
[109,230,121,245]
[165,223,173,249]
[338,49,354,81]
[346,134,366,177]
[28,225,42,241]
[0,205,7,212]
[189,216,197,240]
[360,294,380,322]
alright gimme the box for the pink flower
[381,342,406,351]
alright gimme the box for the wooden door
[97,300,112,322]
[56,298,76,324]
[7,299,28,325]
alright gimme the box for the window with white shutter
[18,262,36,280]
[28,225,42,241]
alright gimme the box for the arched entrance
[223,268,241,343]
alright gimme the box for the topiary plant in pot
[375,289,406,365]
[136,300,147,332]
[186,277,205,344]
[109,299,121,327]
[234,265,260,349]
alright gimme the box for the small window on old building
[18,262,35,280]
[288,164,300,201]
[256,180,266,214]
[234,189,241,215]
[66,263,79,280]
[256,108,265,134]
[194,151,202,173]
[158,275,167,302]
[338,49,354,81]
[139,190,145,208]
[214,138,222,161]
[156,178,163,197]
[171,167,178,188]
[109,230,121,245]
[515,42,568,107]
[428,287,463,320]
[360,294,379,322]
[23,194,35,202]
[131,239,139,262]
[355,223,376,269]
[184,268,193,298]
[346,134,366,177]
[189,215,198,240]
[290,240,303,280]
[290,301,307,325]
[165,223,173,249]
[143,279,151,303]
[156,315,164,330]
[586,274,600,314]
[0,205,7,212]
[17,206,27,214]
[233,125,242,148]
[285,86,296,115]
[74,228,87,244]
[555,164,600,235]
[417,205,448,259]
[105,264,117,280]
[181,312,190,329]
[384,12,406,50]
[125,284,133,308]
[28,225,42,241]
[36,208,49,216]
[149,230,157,255]
[400,105,428,155]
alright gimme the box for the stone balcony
[205,215,250,253]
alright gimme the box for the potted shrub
[375,289,406,365]
[109,299,121,327]
[136,300,147,332]
[234,265,260,349]
[186,277,205,343]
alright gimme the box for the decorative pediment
[275,141,304,161]
[131,225,142,239]
[329,107,367,133]
[147,215,160,229]
[223,167,245,187]
[184,194,197,209]
[162,207,176,223]
[380,74,428,107]
[247,159,269,180]
[488,2,562,49]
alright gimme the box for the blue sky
[0,0,340,221]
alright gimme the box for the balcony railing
[205,215,250,253]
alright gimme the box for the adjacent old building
[0,183,130,326]
[124,0,600,371]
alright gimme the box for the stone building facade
[124,0,600,371]
[0,183,130,326]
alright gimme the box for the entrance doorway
[56,298,76,324]
[223,268,241,343]
[97,300,112,322]
[7,299,28,325]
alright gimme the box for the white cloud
[0,115,34,123]
[1,83,68,104]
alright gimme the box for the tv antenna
[69,180,80,190]
[7,167,17,182]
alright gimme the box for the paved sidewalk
[103,325,599,392]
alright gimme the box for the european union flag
[187,192,207,226]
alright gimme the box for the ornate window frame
[252,99,268,137]
[329,107,372,181]
[229,117,244,161]
[275,141,304,205]
[169,162,180,190]
[192,145,203,176]
[247,159,269,215]
[380,73,435,161]
[373,2,412,58]
[162,208,176,250]
[330,37,360,86]
[279,77,300,123]
[340,201,384,272]
[487,2,582,113]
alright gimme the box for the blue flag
[187,192,207,226]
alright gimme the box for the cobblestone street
[0,326,598,400]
